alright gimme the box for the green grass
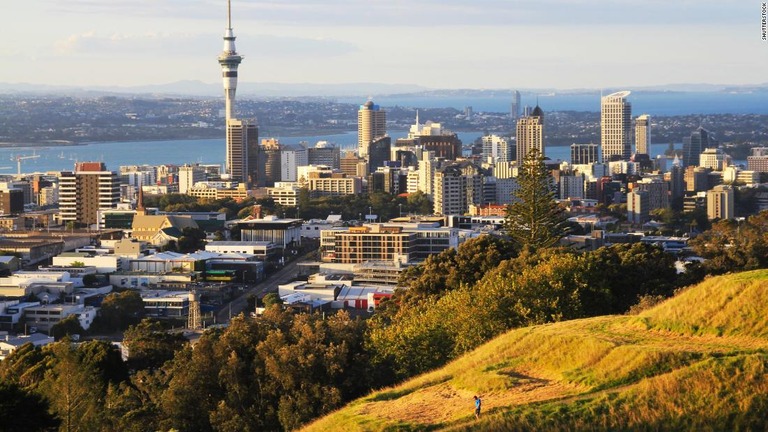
[301,270,768,432]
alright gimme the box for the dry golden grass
[302,270,768,432]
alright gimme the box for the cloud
[244,35,357,57]
[41,0,752,27]
[52,31,357,58]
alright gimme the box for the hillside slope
[303,270,768,431]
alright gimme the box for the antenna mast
[227,0,232,30]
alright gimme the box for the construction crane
[16,153,40,175]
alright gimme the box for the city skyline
[0,1,764,90]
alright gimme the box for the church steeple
[136,186,145,216]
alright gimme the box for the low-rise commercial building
[23,303,98,332]
[0,333,54,360]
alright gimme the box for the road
[214,256,310,324]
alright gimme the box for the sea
[1,134,686,175]
[3,91,762,174]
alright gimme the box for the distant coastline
[0,140,77,148]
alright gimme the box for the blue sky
[0,0,764,89]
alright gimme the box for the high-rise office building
[482,135,512,163]
[515,105,544,165]
[635,114,651,155]
[632,177,669,211]
[258,138,282,187]
[570,143,599,165]
[510,90,521,120]
[684,166,711,193]
[627,190,649,224]
[280,146,308,182]
[308,142,340,169]
[601,91,632,162]
[59,162,120,227]
[683,127,718,168]
[339,151,365,177]
[707,185,734,220]
[358,100,386,158]
[368,136,392,173]
[0,188,23,215]
[433,162,483,215]
[668,158,685,209]
[226,119,259,185]
[178,164,207,194]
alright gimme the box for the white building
[53,253,122,273]
[608,160,638,176]
[140,290,190,318]
[267,182,301,206]
[482,135,512,163]
[417,155,436,198]
[23,304,98,332]
[0,333,54,360]
[601,91,632,161]
[205,241,278,260]
[635,114,651,155]
[0,300,40,331]
[723,166,759,186]
[560,175,585,199]
[280,147,308,182]
[178,165,207,194]
[699,148,730,171]
[406,168,420,194]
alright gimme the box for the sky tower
[217,0,257,187]
[218,0,242,120]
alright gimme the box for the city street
[213,254,312,324]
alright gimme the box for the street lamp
[399,203,403,217]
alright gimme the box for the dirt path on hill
[357,374,582,426]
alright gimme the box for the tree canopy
[504,148,568,250]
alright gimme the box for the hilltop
[303,270,768,431]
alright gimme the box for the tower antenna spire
[227,0,232,30]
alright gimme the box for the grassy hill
[302,270,768,431]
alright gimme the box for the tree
[70,261,85,268]
[406,191,433,215]
[505,148,568,250]
[50,315,85,340]
[82,273,99,287]
[0,343,50,390]
[396,235,516,307]
[0,381,59,431]
[690,211,768,275]
[77,340,129,385]
[580,243,679,314]
[123,320,186,371]
[177,227,207,253]
[42,340,105,432]
[262,292,283,309]
[95,290,145,332]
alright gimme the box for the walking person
[474,395,482,419]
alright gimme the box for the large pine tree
[505,148,568,250]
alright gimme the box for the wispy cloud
[41,0,752,26]
[52,31,357,58]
